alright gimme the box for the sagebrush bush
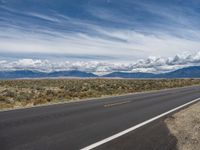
[0,78,200,109]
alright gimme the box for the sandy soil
[165,102,200,150]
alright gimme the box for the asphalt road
[0,86,200,150]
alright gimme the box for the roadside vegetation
[0,78,200,110]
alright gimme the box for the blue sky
[1,0,200,73]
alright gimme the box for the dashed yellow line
[104,101,131,108]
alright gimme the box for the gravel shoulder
[165,101,200,150]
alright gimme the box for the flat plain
[0,78,200,110]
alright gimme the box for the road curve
[0,86,200,150]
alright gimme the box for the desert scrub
[0,78,200,110]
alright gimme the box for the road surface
[0,86,200,150]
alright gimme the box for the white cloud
[1,1,200,63]
[26,12,60,23]
[1,27,200,61]
[0,52,200,74]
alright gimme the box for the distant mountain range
[0,70,97,79]
[104,66,200,78]
[0,66,200,79]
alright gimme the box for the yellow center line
[104,101,131,108]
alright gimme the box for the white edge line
[81,97,200,150]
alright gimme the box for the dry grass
[0,78,200,110]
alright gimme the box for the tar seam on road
[104,101,131,108]
[81,97,200,150]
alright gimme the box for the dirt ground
[165,101,200,150]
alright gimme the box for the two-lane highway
[0,86,200,150]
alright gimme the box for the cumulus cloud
[0,52,200,74]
